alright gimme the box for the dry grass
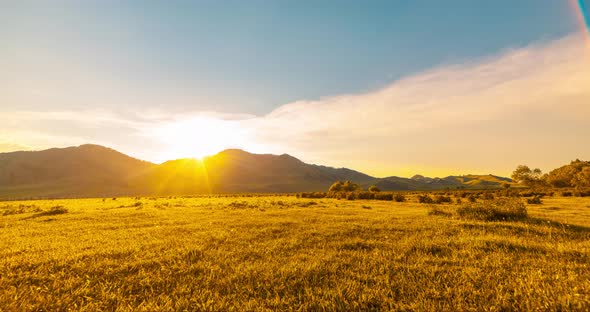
[0,196,589,311]
[456,198,528,221]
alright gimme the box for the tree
[329,180,360,192]
[573,167,590,188]
[342,180,360,192]
[545,159,590,188]
[368,185,381,192]
[329,181,344,192]
[511,165,543,187]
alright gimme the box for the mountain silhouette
[0,144,511,199]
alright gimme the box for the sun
[151,116,251,161]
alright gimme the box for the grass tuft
[457,198,527,221]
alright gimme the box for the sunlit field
[1,194,589,311]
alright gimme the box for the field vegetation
[1,192,589,310]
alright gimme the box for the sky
[1,0,589,177]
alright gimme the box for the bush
[457,199,527,221]
[47,205,69,215]
[434,195,452,204]
[356,192,375,200]
[394,194,406,202]
[368,185,381,192]
[374,193,393,201]
[526,196,543,205]
[418,194,434,204]
[300,192,327,199]
[428,206,453,217]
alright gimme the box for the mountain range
[0,144,512,199]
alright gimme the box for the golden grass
[1,196,589,311]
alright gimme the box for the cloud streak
[1,33,589,177]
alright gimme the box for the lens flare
[573,0,590,35]
[569,0,590,55]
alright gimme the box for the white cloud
[2,33,589,176]
[239,33,590,176]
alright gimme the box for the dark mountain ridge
[0,144,511,199]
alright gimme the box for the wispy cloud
[2,33,589,177]
[242,33,590,176]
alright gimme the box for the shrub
[394,194,406,202]
[434,195,452,204]
[356,192,375,200]
[561,191,573,197]
[32,205,69,217]
[457,199,527,221]
[47,205,69,215]
[467,195,477,203]
[418,194,434,204]
[526,196,543,205]
[374,193,393,201]
[368,185,381,192]
[482,193,495,200]
[429,206,453,217]
[300,192,327,199]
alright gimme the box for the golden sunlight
[151,116,251,161]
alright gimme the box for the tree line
[511,159,590,188]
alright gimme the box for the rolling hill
[370,174,511,191]
[0,145,154,199]
[0,144,511,199]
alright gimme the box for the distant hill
[0,144,154,199]
[130,149,375,194]
[0,144,512,199]
[369,174,511,191]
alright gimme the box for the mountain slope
[368,174,512,191]
[131,149,376,194]
[0,144,512,199]
[0,145,154,198]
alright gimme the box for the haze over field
[1,1,589,177]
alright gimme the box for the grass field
[1,195,589,311]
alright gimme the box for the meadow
[1,194,589,311]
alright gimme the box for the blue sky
[1,1,589,177]
[1,0,580,114]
